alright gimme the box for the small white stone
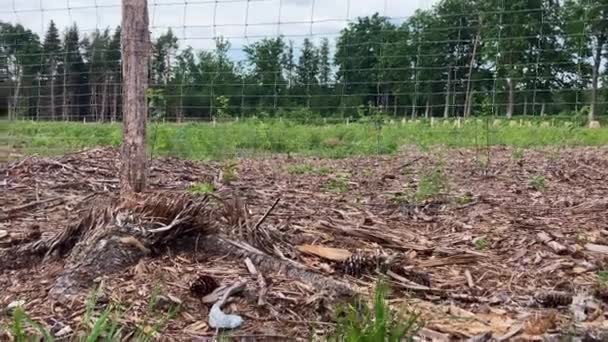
[6,300,25,311]
[0,230,8,239]
[208,303,243,329]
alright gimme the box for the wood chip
[244,257,258,275]
[585,243,608,254]
[465,269,475,288]
[418,328,451,341]
[537,232,567,254]
[296,244,352,261]
[496,324,523,341]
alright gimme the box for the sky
[0,0,438,61]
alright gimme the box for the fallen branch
[254,197,281,230]
[537,232,567,254]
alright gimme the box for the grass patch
[331,280,421,341]
[474,237,488,250]
[325,172,350,193]
[286,164,333,175]
[187,182,215,194]
[4,285,178,341]
[528,175,547,191]
[598,271,608,288]
[4,118,608,160]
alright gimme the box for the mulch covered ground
[1,146,608,340]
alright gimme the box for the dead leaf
[523,312,557,335]
[296,244,352,261]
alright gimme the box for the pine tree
[42,20,62,119]
[318,38,331,86]
[61,24,85,120]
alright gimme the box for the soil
[1,146,608,340]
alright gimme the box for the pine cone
[535,291,572,308]
[189,275,219,298]
[338,253,387,278]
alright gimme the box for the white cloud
[1,0,438,60]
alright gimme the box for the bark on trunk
[506,78,514,119]
[444,65,452,119]
[589,44,603,122]
[523,95,527,116]
[424,98,430,118]
[120,0,151,194]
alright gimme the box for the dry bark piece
[585,243,608,254]
[523,312,557,335]
[536,232,567,254]
[296,244,352,261]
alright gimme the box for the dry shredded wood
[1,146,608,340]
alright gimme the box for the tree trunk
[424,98,430,118]
[101,76,109,122]
[50,64,56,120]
[91,83,97,121]
[111,76,118,122]
[393,97,397,117]
[411,96,417,119]
[506,78,514,119]
[63,57,68,121]
[11,68,22,120]
[120,0,151,194]
[589,43,603,122]
[523,95,527,116]
[463,19,481,118]
[444,65,452,119]
[540,102,546,117]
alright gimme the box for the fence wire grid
[1,0,607,159]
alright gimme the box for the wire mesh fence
[1,0,607,160]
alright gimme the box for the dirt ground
[1,146,608,340]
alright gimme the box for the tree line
[1,0,606,122]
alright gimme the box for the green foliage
[5,119,608,161]
[325,173,350,193]
[146,88,166,121]
[454,192,474,205]
[215,95,231,119]
[529,175,547,191]
[5,285,178,341]
[286,164,314,175]
[598,271,608,288]
[331,280,420,342]
[511,148,525,161]
[474,238,488,250]
[188,182,215,194]
[221,161,239,183]
[287,164,333,176]
[414,167,449,203]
